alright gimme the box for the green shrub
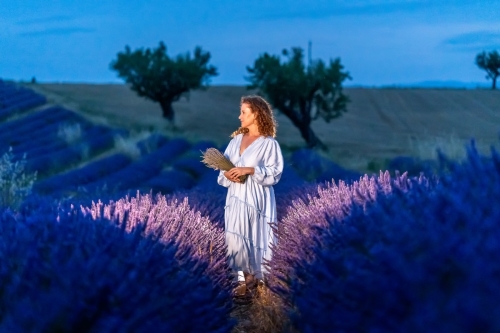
[0,147,37,209]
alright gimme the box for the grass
[113,131,153,160]
[407,132,463,160]
[57,122,82,144]
[409,132,498,161]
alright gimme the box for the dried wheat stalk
[201,148,247,183]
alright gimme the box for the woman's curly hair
[230,95,278,138]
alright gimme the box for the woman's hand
[224,170,241,183]
[225,167,254,183]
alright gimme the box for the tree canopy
[246,47,351,150]
[110,42,218,122]
[475,50,500,90]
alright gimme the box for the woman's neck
[245,125,260,137]
[246,131,260,137]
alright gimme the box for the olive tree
[476,50,500,90]
[246,47,351,150]
[110,42,218,123]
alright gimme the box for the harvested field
[25,83,500,171]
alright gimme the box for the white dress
[217,133,284,279]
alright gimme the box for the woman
[217,95,284,296]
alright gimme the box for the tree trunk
[159,99,175,123]
[493,76,497,90]
[281,106,328,151]
[297,121,328,151]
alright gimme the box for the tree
[246,47,351,150]
[110,42,218,123]
[475,50,500,90]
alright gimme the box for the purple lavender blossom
[82,192,233,294]
[291,143,500,332]
[0,200,234,332]
[268,170,426,304]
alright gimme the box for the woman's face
[239,103,256,128]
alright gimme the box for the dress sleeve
[251,139,284,186]
[217,141,232,188]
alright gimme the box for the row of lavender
[0,106,122,179]
[268,143,500,332]
[0,79,46,121]
[1,195,235,332]
[33,134,217,200]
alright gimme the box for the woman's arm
[217,170,232,187]
[252,140,284,186]
[241,167,255,175]
[225,167,254,181]
[224,140,284,186]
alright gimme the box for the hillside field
[24,83,500,171]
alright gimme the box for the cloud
[14,13,95,37]
[442,31,500,52]
[16,15,75,25]
[256,0,430,20]
[19,27,96,37]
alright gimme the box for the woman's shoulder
[225,134,241,148]
[260,135,281,148]
[231,133,243,141]
[261,135,278,142]
[230,133,243,141]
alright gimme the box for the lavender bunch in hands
[201,148,247,183]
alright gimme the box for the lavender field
[2,79,500,332]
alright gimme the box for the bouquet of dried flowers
[200,148,247,183]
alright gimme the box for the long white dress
[217,133,284,279]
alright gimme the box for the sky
[1,0,499,87]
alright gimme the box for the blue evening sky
[1,0,499,86]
